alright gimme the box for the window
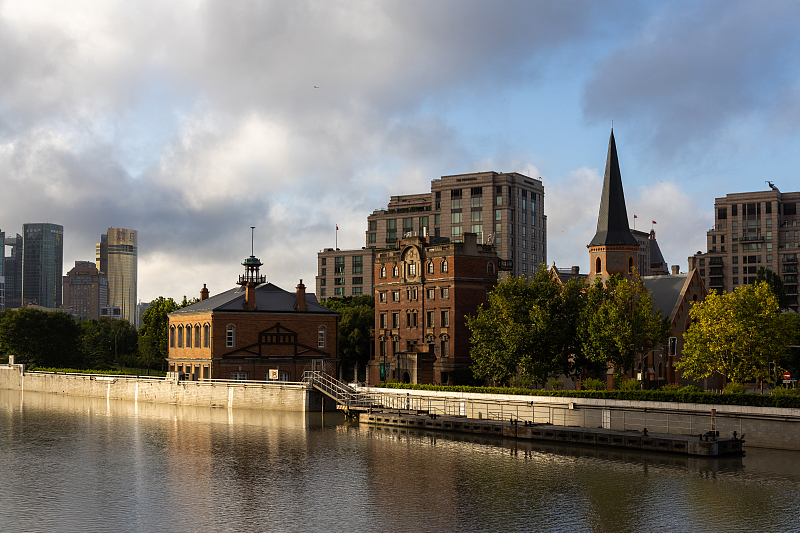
[352,256,363,274]
[427,261,434,274]
[380,266,386,278]
[320,278,326,286]
[203,324,210,348]
[427,288,435,300]
[226,325,235,348]
[195,325,201,348]
[488,261,495,274]
[387,219,397,241]
[434,214,440,226]
[392,291,400,302]
[369,220,377,231]
[379,291,387,303]
[380,313,387,329]
[403,218,413,234]
[733,244,738,252]
[442,338,449,358]
[596,257,601,273]
[334,288,345,296]
[352,287,363,295]
[731,205,737,216]
[318,326,327,348]
[368,233,376,244]
[441,287,449,299]
[419,216,429,231]
[320,288,326,297]
[441,260,449,273]
[451,226,462,237]
[321,268,326,276]
[427,311,434,328]
[718,207,727,220]
[392,312,399,328]
[471,196,482,208]
[334,256,345,275]
[471,210,482,222]
[451,212,463,224]
[766,202,772,214]
[352,277,363,285]
[335,277,345,285]
[407,263,416,276]
[392,265,399,277]
[321,258,327,265]
[169,327,175,348]
[441,310,449,327]
[230,371,249,380]
[177,326,184,348]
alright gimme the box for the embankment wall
[0,365,333,412]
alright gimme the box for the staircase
[302,371,382,413]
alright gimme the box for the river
[1,388,799,532]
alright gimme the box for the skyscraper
[22,223,64,308]
[3,233,23,309]
[97,228,138,324]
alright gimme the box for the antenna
[250,227,255,256]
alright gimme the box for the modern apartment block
[365,171,546,278]
[62,261,108,320]
[97,228,138,324]
[316,248,375,301]
[368,233,499,385]
[689,187,799,311]
[22,223,64,308]
[3,233,24,309]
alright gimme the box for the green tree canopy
[756,266,789,310]
[0,308,83,368]
[466,270,586,386]
[580,275,670,376]
[320,296,374,376]
[138,296,180,372]
[81,318,139,368]
[676,281,797,384]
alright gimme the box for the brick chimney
[296,280,307,312]
[245,282,257,310]
[571,266,580,275]
[200,284,209,301]
[672,265,680,275]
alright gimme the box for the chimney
[571,266,580,275]
[671,265,680,275]
[200,284,209,301]
[296,279,307,312]
[245,282,257,310]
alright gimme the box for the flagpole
[335,224,338,250]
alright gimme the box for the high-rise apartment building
[366,171,546,278]
[689,187,799,312]
[22,223,64,308]
[316,248,375,301]
[97,228,138,324]
[3,233,23,309]
[62,261,108,320]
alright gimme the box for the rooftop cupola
[238,227,265,311]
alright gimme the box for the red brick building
[368,233,501,385]
[167,254,338,381]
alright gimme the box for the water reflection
[2,388,799,533]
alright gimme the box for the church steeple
[588,130,638,248]
[588,130,640,280]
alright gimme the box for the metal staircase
[302,371,382,413]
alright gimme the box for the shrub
[548,378,564,391]
[661,383,682,391]
[723,383,749,394]
[680,385,702,393]
[581,377,606,391]
[617,379,642,391]
[772,387,800,397]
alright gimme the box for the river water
[1,388,799,533]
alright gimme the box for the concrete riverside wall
[363,386,800,451]
[0,365,335,412]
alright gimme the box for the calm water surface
[1,388,799,533]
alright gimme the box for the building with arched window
[167,253,338,381]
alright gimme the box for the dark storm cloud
[582,0,800,158]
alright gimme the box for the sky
[2,0,800,303]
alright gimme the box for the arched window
[169,326,175,348]
[177,326,184,348]
[392,264,399,277]
[203,324,210,348]
[226,324,235,348]
[628,257,634,273]
[318,325,327,348]
[427,261,434,274]
[186,325,192,348]
[441,260,449,273]
[596,257,602,274]
[380,266,386,278]
[487,261,495,274]
[194,325,201,348]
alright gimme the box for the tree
[0,308,83,368]
[580,275,670,377]
[138,296,180,373]
[756,266,790,310]
[81,318,139,369]
[466,271,586,386]
[676,281,797,384]
[320,296,374,380]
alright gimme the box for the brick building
[62,261,108,320]
[368,233,501,385]
[167,253,338,381]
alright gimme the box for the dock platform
[360,410,744,456]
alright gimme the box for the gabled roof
[169,282,336,315]
[649,230,667,270]
[588,131,639,248]
[642,270,705,324]
[549,262,588,285]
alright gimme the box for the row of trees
[319,295,374,381]
[466,270,670,387]
[0,295,197,372]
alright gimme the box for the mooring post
[711,408,716,433]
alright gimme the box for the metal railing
[303,371,382,410]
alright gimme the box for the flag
[652,220,657,224]
[336,225,338,230]
[634,214,637,219]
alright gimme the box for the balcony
[784,254,798,263]
[709,277,724,287]
[784,265,799,274]
[740,235,764,242]
[709,257,724,266]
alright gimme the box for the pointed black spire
[588,130,638,247]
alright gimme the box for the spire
[588,130,638,247]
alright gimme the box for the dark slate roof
[169,282,336,315]
[588,131,639,247]
[649,231,667,269]
[642,274,689,321]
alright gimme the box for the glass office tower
[22,223,64,308]
[97,228,138,324]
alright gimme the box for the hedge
[376,383,800,409]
